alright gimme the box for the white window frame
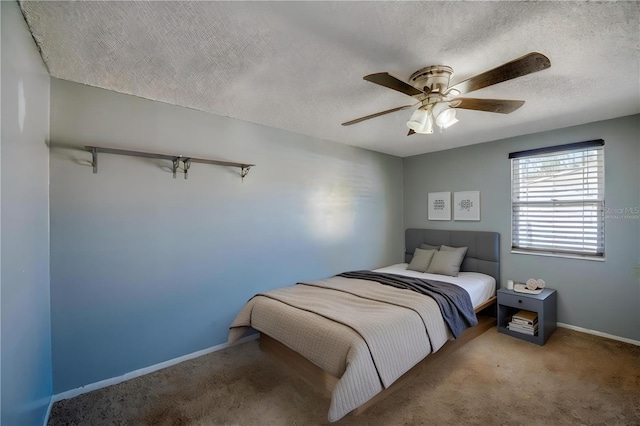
[510,140,605,260]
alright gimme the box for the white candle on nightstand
[507,280,514,290]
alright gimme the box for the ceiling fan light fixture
[433,103,458,130]
[440,116,458,130]
[406,108,428,132]
[416,113,434,134]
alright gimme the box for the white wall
[404,114,640,341]
[1,1,52,424]
[48,78,404,393]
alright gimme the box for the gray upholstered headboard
[405,229,501,290]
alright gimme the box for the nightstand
[497,288,557,345]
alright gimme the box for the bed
[228,229,500,422]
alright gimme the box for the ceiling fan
[341,52,551,135]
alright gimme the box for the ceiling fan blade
[364,72,425,97]
[407,129,416,136]
[450,98,525,114]
[341,104,416,126]
[447,52,551,95]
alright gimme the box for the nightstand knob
[518,299,522,303]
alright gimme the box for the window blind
[510,140,604,258]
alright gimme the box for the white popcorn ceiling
[20,1,640,157]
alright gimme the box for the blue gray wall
[48,79,404,393]
[404,114,640,341]
[1,1,53,424]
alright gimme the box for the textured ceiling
[20,1,640,157]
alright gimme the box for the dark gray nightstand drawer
[497,292,541,312]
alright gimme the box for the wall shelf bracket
[172,158,180,179]
[182,158,191,180]
[241,166,251,182]
[91,147,98,174]
[85,146,254,181]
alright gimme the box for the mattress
[373,263,496,308]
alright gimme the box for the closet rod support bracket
[172,159,180,179]
[241,166,251,182]
[183,158,191,180]
[91,147,98,174]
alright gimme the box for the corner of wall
[1,1,53,425]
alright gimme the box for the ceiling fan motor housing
[409,65,454,95]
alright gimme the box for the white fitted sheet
[373,263,496,309]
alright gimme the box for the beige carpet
[48,327,640,425]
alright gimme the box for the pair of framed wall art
[428,191,480,221]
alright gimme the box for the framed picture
[428,192,451,220]
[454,191,480,221]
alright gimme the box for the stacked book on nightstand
[508,310,538,336]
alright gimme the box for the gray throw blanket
[338,271,477,338]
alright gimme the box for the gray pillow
[440,245,468,255]
[426,246,468,276]
[407,248,436,272]
[419,243,440,251]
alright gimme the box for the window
[510,140,604,259]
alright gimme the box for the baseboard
[557,323,640,346]
[50,334,259,404]
[43,396,54,426]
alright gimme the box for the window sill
[510,250,605,262]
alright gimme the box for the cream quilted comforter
[228,276,451,422]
